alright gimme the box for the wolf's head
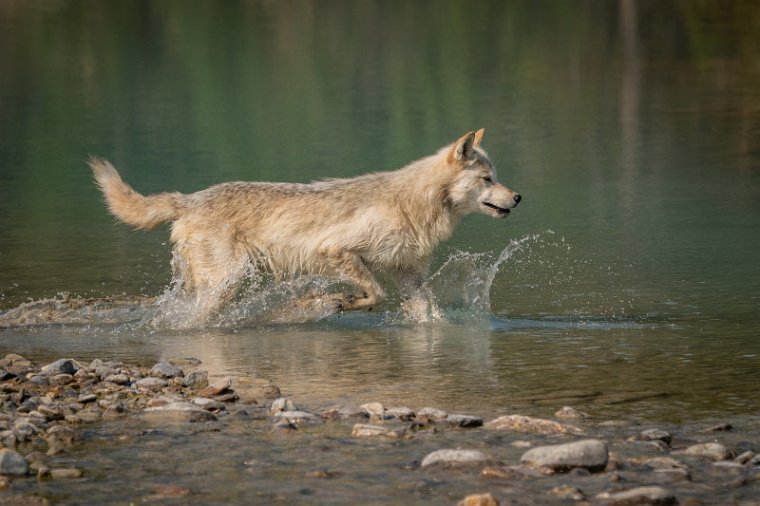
[445,129,521,219]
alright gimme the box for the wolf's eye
[482,176,493,184]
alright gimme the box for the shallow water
[1,0,759,503]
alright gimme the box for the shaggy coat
[90,129,521,320]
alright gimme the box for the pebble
[677,442,731,461]
[191,397,225,411]
[320,405,368,421]
[135,377,168,392]
[457,493,500,506]
[486,414,584,435]
[0,448,29,476]
[385,406,415,421]
[104,373,130,385]
[597,485,676,505]
[360,402,385,419]
[421,449,491,469]
[351,423,406,438]
[150,362,184,379]
[638,428,672,444]
[520,439,608,472]
[441,414,484,428]
[416,407,448,422]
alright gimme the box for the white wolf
[90,129,521,322]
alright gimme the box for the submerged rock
[597,486,676,505]
[520,439,608,472]
[554,406,590,419]
[197,378,232,398]
[143,402,218,423]
[273,410,322,426]
[182,370,208,390]
[421,449,491,469]
[270,397,296,415]
[486,414,584,435]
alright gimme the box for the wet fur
[90,130,520,322]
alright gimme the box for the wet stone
[441,414,484,428]
[520,439,608,472]
[77,393,97,403]
[550,485,585,500]
[320,405,368,421]
[135,377,167,392]
[486,414,584,435]
[191,397,225,411]
[143,402,218,423]
[421,449,491,469]
[104,374,130,386]
[597,486,677,506]
[677,442,731,461]
[386,406,415,421]
[638,428,672,444]
[197,378,232,398]
[49,468,82,480]
[150,362,184,379]
[0,448,29,476]
[360,402,385,419]
[50,373,73,386]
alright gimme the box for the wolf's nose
[513,193,522,205]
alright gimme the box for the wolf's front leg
[317,249,385,311]
[396,270,443,321]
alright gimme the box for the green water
[1,0,760,439]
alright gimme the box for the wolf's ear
[449,131,477,163]
[474,128,485,147]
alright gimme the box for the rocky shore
[1,353,758,505]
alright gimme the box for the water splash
[0,234,547,329]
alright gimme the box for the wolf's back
[89,157,185,230]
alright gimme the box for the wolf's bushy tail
[89,157,186,230]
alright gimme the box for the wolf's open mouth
[483,202,510,214]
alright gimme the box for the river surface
[1,1,759,504]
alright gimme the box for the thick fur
[90,129,521,321]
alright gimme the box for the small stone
[273,411,322,426]
[270,397,296,415]
[520,439,608,472]
[182,370,208,390]
[420,449,491,469]
[486,414,584,435]
[386,406,415,421]
[458,493,499,506]
[643,457,687,470]
[320,405,368,421]
[351,423,406,438]
[360,402,385,419]
[0,448,29,476]
[135,377,167,392]
[677,442,731,461]
[197,378,232,398]
[41,359,78,376]
[37,405,64,421]
[638,429,672,444]
[213,392,239,403]
[550,485,585,500]
[734,450,754,465]
[49,468,82,479]
[597,485,676,505]
[416,407,448,422]
[104,374,130,385]
[150,362,184,379]
[555,406,590,419]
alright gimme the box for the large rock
[421,449,491,469]
[150,362,184,379]
[486,414,583,435]
[520,439,608,472]
[0,449,28,476]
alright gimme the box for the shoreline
[1,353,759,505]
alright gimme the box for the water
[1,1,759,503]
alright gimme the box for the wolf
[90,129,521,322]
